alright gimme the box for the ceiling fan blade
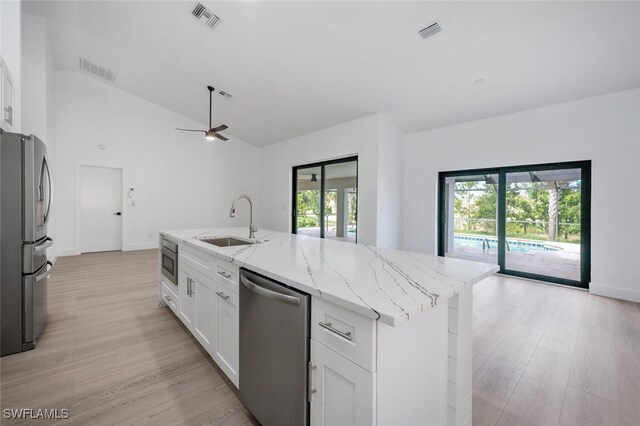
[213,133,229,141]
[176,128,206,133]
[210,124,228,132]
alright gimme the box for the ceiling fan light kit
[176,85,230,142]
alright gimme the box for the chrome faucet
[230,195,257,239]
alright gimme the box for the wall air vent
[418,22,442,39]
[78,58,116,84]
[191,2,221,29]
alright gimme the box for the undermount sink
[197,236,257,247]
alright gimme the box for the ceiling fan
[176,86,229,141]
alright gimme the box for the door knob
[114,212,122,216]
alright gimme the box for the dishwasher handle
[240,274,301,307]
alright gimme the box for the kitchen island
[159,227,497,426]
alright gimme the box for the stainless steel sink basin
[197,236,257,247]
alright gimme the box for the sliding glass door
[441,173,499,265]
[438,161,591,288]
[293,157,358,243]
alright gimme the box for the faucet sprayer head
[229,206,236,217]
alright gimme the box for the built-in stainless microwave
[160,237,178,286]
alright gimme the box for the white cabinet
[310,340,375,426]
[172,254,239,388]
[179,264,216,352]
[160,281,179,315]
[211,282,239,387]
[178,266,195,329]
[193,272,215,351]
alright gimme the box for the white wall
[0,0,21,132]
[54,71,260,255]
[259,114,380,245]
[377,116,404,249]
[404,88,640,302]
[21,13,57,259]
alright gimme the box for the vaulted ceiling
[25,1,640,146]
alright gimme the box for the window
[438,161,591,288]
[292,157,358,243]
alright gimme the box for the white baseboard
[56,243,157,255]
[590,282,640,303]
[57,248,81,257]
[123,242,158,251]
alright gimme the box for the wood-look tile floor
[1,250,638,425]
[0,250,258,426]
[473,275,640,426]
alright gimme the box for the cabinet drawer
[212,260,239,294]
[312,298,376,372]
[180,245,212,276]
[161,282,179,314]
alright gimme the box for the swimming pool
[454,235,560,253]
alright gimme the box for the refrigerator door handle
[33,237,53,254]
[42,158,52,225]
[35,261,54,283]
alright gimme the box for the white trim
[590,282,640,303]
[57,248,81,257]
[124,242,158,251]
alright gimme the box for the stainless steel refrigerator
[1,129,53,356]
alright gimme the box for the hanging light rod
[175,85,230,141]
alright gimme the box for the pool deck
[448,235,580,281]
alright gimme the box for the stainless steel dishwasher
[239,268,311,426]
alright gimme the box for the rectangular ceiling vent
[418,22,442,39]
[78,58,116,84]
[191,2,221,29]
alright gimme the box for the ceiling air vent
[191,2,221,29]
[418,22,442,39]
[78,58,116,84]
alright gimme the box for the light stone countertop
[160,227,498,327]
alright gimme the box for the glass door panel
[504,168,582,281]
[324,160,358,243]
[294,166,322,238]
[442,173,499,265]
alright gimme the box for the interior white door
[80,165,122,253]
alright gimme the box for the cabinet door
[310,340,374,426]
[178,267,195,330]
[193,274,215,351]
[212,283,239,387]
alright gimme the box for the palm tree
[542,180,566,242]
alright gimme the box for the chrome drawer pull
[318,322,352,341]
[218,271,232,279]
[164,295,172,302]
[216,291,230,301]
